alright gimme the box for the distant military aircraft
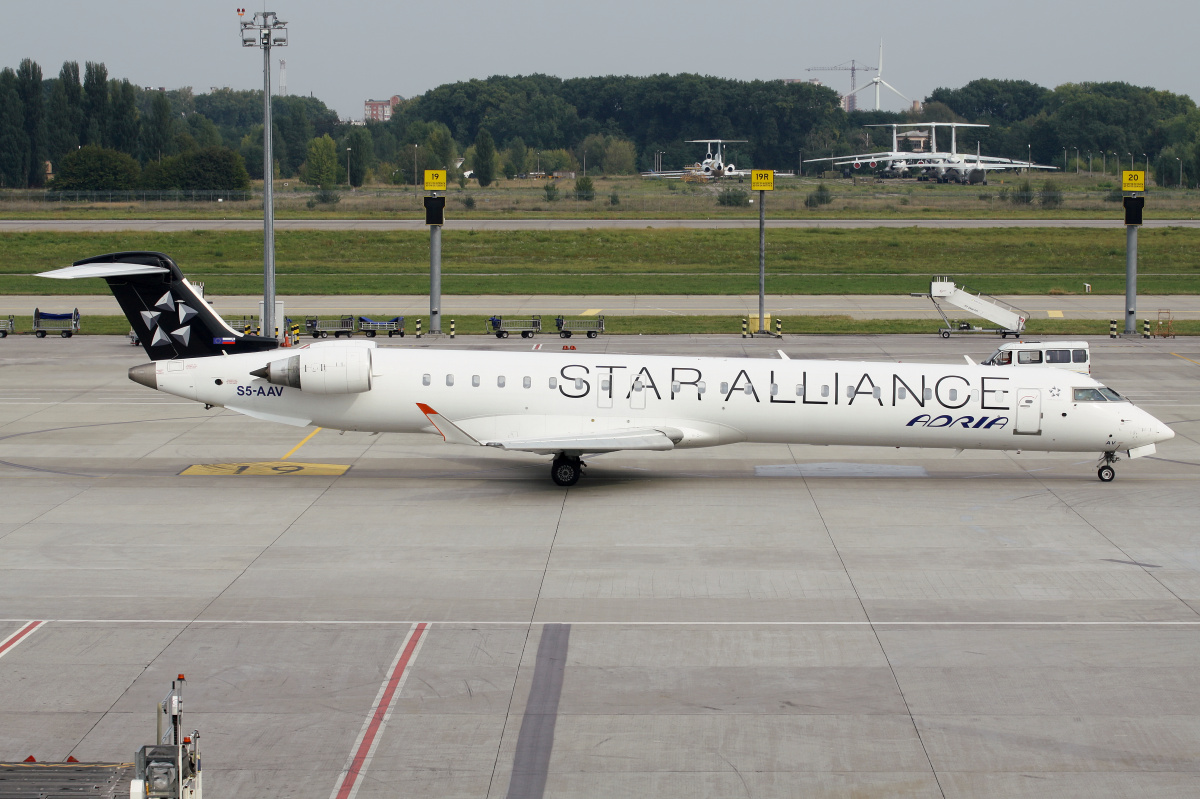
[805,122,1055,184]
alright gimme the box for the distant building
[364,95,402,122]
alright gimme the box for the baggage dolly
[305,315,355,338]
[486,315,541,339]
[358,315,404,337]
[33,308,79,338]
[555,315,604,339]
[0,315,13,338]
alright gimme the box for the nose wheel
[550,455,583,486]
[1097,451,1118,482]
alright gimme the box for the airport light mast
[240,9,288,341]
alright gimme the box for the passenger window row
[421,373,535,388]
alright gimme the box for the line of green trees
[0,59,262,190]
[4,58,1200,191]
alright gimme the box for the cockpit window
[1098,387,1126,401]
[1073,388,1107,401]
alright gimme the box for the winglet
[416,403,481,446]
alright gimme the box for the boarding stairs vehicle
[554,315,604,338]
[486,315,541,338]
[358,315,404,337]
[0,315,13,338]
[305,315,355,338]
[32,308,79,338]
[913,277,1027,338]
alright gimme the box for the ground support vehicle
[358,315,404,337]
[486,315,541,339]
[555,315,604,339]
[32,308,79,338]
[305,315,355,338]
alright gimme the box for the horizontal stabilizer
[38,263,170,280]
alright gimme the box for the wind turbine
[846,40,909,111]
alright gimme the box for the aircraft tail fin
[39,251,280,361]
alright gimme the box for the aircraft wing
[804,151,895,163]
[488,428,683,455]
[416,403,683,454]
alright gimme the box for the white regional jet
[42,252,1173,485]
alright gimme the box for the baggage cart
[554,315,604,339]
[358,315,404,337]
[486,315,541,338]
[0,315,13,338]
[33,308,79,338]
[305,315,355,338]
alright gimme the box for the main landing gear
[1097,451,1119,482]
[551,454,584,486]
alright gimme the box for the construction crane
[806,59,874,112]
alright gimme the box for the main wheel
[550,456,581,487]
[1097,465,1115,482]
[36,330,46,338]
[940,330,950,339]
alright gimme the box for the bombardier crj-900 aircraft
[43,252,1173,485]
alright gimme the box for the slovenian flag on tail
[213,337,236,345]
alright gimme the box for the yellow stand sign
[424,169,447,191]
[751,169,774,191]
[1122,170,1145,192]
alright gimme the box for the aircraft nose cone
[129,362,157,390]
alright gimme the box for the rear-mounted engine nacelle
[250,347,372,394]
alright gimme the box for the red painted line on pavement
[0,621,45,659]
[332,622,428,799]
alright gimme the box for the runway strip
[329,622,429,799]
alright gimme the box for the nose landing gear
[1097,451,1119,482]
[551,454,584,486]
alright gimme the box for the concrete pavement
[1,334,1198,798]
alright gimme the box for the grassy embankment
[1,173,1199,220]
[1,227,1198,296]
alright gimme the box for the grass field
[3,226,1199,296]
[6,314,1197,338]
[2,173,1199,220]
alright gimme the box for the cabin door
[1014,388,1042,435]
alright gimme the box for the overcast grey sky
[2,1,1194,120]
